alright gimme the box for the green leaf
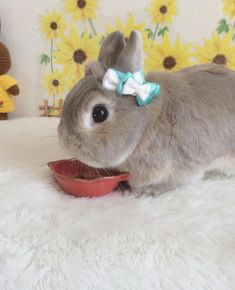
[216,18,229,34]
[40,54,51,65]
[233,33,235,41]
[157,26,169,37]
[145,28,154,39]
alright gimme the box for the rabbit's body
[117,64,235,194]
[58,31,235,196]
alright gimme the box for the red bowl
[48,159,129,197]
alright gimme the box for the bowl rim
[47,159,129,183]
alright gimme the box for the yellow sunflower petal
[223,0,235,19]
[105,14,147,47]
[56,25,100,82]
[148,0,177,25]
[40,10,67,40]
[145,36,192,72]
[64,0,98,21]
[43,69,68,96]
[194,32,235,70]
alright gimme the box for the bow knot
[102,69,160,106]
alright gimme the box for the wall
[0,0,225,117]
[0,0,60,117]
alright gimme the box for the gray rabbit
[58,30,235,196]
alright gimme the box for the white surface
[0,117,235,290]
[0,0,222,117]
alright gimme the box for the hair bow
[102,68,160,106]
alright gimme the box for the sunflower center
[163,56,176,70]
[50,22,58,30]
[52,79,59,87]
[160,5,168,14]
[77,0,86,9]
[73,49,87,64]
[212,54,227,65]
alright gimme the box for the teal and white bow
[102,68,161,106]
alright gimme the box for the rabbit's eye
[92,105,109,123]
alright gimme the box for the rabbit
[58,30,235,196]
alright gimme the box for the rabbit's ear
[115,30,143,73]
[85,61,106,82]
[98,31,126,69]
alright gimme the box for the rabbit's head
[58,31,149,168]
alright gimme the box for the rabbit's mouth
[58,115,139,170]
[83,142,137,169]
[58,126,103,168]
[66,141,137,170]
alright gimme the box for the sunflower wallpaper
[39,0,235,116]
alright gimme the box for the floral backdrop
[39,0,235,115]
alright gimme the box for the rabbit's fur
[58,31,235,196]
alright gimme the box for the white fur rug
[0,118,235,290]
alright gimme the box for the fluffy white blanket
[0,118,234,290]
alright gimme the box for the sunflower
[222,0,235,20]
[148,0,177,25]
[145,36,192,72]
[43,70,68,96]
[106,14,149,50]
[55,26,100,80]
[194,32,235,70]
[64,0,98,21]
[40,10,67,40]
